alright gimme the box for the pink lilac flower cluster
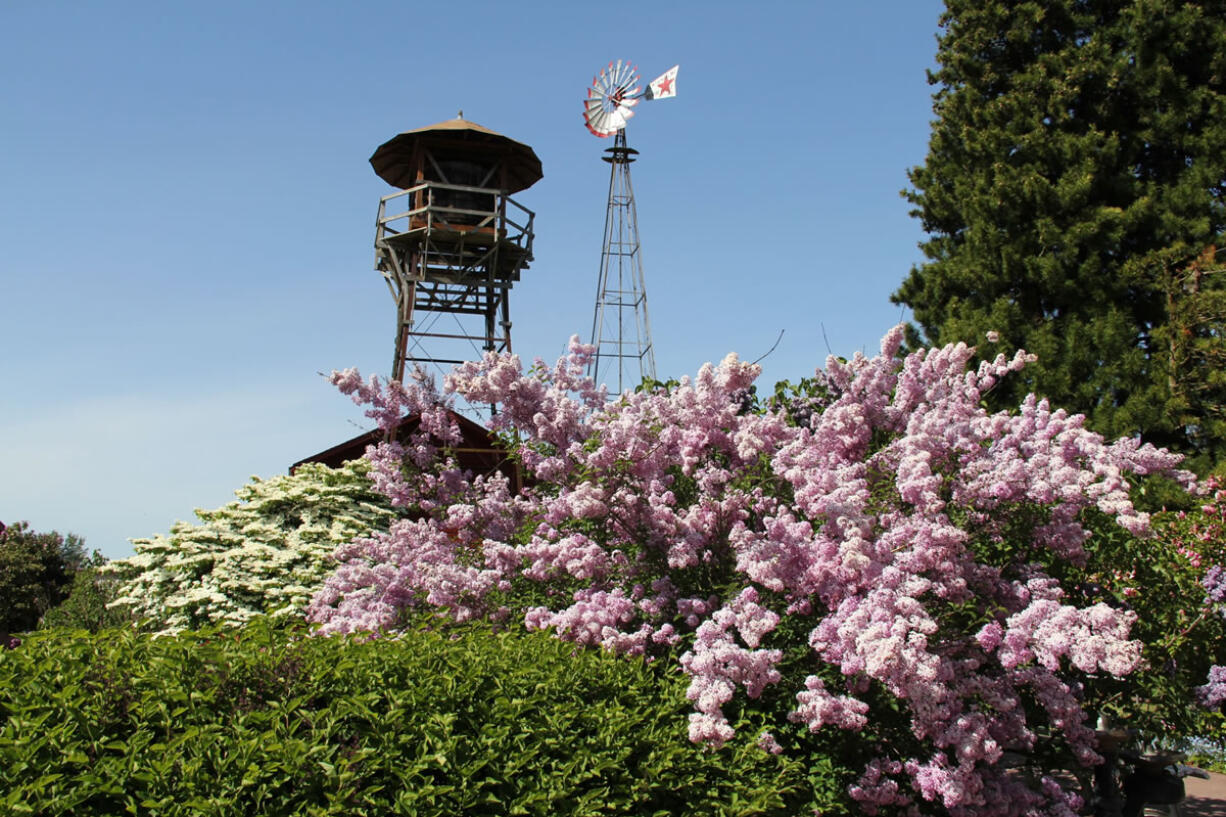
[1201,565,1226,711]
[1198,664,1226,709]
[1205,565,1226,606]
[307,329,1193,816]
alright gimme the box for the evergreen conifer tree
[895,0,1226,466]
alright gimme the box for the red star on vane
[656,75,673,95]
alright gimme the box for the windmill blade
[605,107,629,132]
[614,62,641,96]
[585,90,610,116]
[594,68,617,96]
[584,104,608,126]
[584,112,610,136]
[584,93,620,137]
[589,118,619,137]
[613,66,637,90]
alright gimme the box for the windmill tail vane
[583,61,679,138]
[644,65,679,100]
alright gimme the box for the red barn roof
[291,410,523,492]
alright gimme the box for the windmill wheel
[583,60,641,137]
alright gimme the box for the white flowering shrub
[108,460,397,633]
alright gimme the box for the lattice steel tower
[582,61,677,393]
[590,129,655,392]
[368,116,542,382]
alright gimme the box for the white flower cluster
[106,460,396,633]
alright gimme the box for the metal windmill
[369,116,542,384]
[583,61,678,393]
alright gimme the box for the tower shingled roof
[369,117,543,193]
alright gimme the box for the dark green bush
[0,521,88,638]
[39,565,129,633]
[0,619,850,816]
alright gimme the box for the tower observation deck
[369,116,542,382]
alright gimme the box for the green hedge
[0,621,847,816]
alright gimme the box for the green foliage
[895,0,1226,464]
[767,373,841,429]
[39,566,130,633]
[1182,735,1226,774]
[0,619,850,816]
[1055,505,1226,738]
[106,460,398,633]
[0,521,87,637]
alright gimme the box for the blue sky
[1,0,945,559]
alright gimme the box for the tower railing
[375,182,534,260]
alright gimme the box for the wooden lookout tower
[369,116,542,381]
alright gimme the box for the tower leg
[500,290,512,354]
[484,297,496,354]
[393,280,418,384]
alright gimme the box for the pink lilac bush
[1198,490,1226,712]
[308,328,1193,816]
